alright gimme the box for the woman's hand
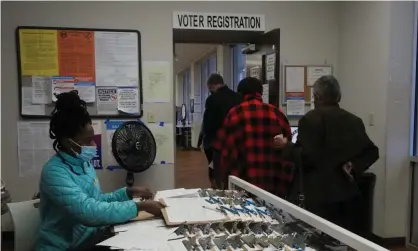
[127,186,153,199]
[137,201,166,216]
[273,134,288,149]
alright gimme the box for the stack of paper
[104,219,178,250]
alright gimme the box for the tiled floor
[174,149,417,251]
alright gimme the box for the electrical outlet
[147,112,155,123]
[368,113,374,126]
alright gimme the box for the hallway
[175,149,210,189]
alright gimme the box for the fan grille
[112,121,156,173]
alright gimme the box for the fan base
[126,172,135,187]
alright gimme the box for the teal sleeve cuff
[122,187,131,201]
[127,200,139,219]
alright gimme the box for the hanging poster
[22,87,45,116]
[19,29,59,76]
[17,121,54,177]
[142,61,171,103]
[265,53,275,80]
[94,32,139,87]
[32,76,51,104]
[97,87,118,115]
[307,66,331,87]
[57,30,95,82]
[286,92,305,116]
[51,77,95,103]
[287,97,305,116]
[262,84,269,103]
[285,67,305,93]
[117,87,139,114]
[147,123,174,164]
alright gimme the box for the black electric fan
[112,121,157,187]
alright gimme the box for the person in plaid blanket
[213,77,294,198]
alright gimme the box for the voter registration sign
[173,12,265,31]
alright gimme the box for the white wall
[337,1,415,238]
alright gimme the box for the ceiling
[174,43,217,74]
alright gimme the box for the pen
[167,236,185,241]
[202,205,220,212]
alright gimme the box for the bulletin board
[16,26,143,119]
[282,64,332,116]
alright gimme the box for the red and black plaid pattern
[213,93,294,197]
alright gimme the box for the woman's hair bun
[54,91,87,113]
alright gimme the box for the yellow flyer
[19,29,59,76]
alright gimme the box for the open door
[241,29,281,107]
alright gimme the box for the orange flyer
[57,30,95,82]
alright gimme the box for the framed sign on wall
[16,26,143,119]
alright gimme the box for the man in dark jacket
[274,75,379,233]
[202,74,242,187]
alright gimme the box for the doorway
[173,28,281,189]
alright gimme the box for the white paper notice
[92,121,102,135]
[143,61,171,103]
[22,87,45,115]
[32,76,51,104]
[285,67,305,93]
[117,88,139,114]
[94,31,139,87]
[286,99,305,116]
[265,53,276,80]
[51,81,75,102]
[262,84,269,103]
[250,66,260,79]
[307,66,331,87]
[97,87,118,115]
[18,121,54,177]
[74,82,95,103]
[147,123,174,164]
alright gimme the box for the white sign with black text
[265,53,276,81]
[173,11,265,31]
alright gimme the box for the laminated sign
[173,12,265,31]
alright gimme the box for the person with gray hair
[312,75,341,105]
[273,75,379,235]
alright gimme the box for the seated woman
[36,91,165,251]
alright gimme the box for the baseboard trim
[369,234,405,248]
